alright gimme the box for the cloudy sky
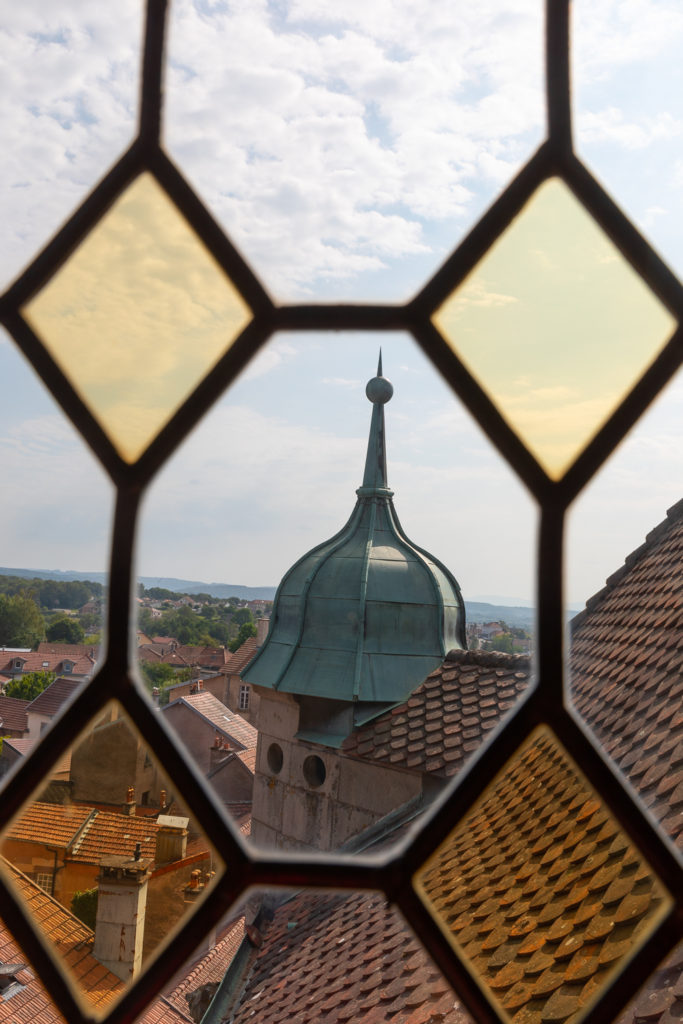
[0,0,681,607]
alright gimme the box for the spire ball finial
[366,351,393,405]
[366,375,393,404]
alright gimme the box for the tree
[46,616,85,644]
[5,670,55,701]
[229,621,257,652]
[232,607,253,627]
[140,661,177,691]
[0,594,45,648]
[71,888,98,930]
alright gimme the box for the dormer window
[62,660,73,673]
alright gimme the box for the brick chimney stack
[122,786,136,816]
[93,855,151,981]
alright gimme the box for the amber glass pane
[414,727,671,1024]
[23,174,252,463]
[0,700,223,1016]
[432,179,677,479]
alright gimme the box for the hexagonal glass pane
[135,332,536,855]
[165,3,545,302]
[0,700,223,1015]
[568,369,683,847]
[432,178,677,479]
[211,887,472,1023]
[22,173,252,463]
[414,726,671,1024]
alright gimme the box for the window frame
[0,3,680,1024]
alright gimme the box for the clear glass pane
[137,333,535,854]
[0,1,143,291]
[432,178,677,479]
[165,3,544,302]
[23,174,252,463]
[573,1,683,280]
[414,726,671,1024]
[568,370,683,846]
[207,887,471,1024]
[0,701,223,1014]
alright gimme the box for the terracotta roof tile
[231,892,469,1024]
[343,650,531,776]
[1,859,123,1009]
[571,499,683,848]
[165,917,244,1017]
[0,695,29,733]
[417,731,668,1024]
[167,692,257,750]
[25,678,83,717]
[229,636,259,675]
[4,801,159,864]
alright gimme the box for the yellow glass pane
[23,174,252,463]
[414,727,671,1024]
[432,179,677,479]
[0,700,223,1016]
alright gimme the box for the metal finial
[366,350,393,405]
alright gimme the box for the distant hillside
[0,567,276,602]
[0,567,581,624]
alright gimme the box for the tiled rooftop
[25,678,83,717]
[168,692,257,751]
[2,859,122,1011]
[0,861,192,1022]
[230,891,468,1024]
[571,498,683,849]
[229,636,258,676]
[166,917,244,1018]
[0,695,29,734]
[4,801,158,864]
[342,649,530,777]
[417,730,667,1024]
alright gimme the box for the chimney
[256,617,270,646]
[122,786,136,816]
[209,737,231,771]
[154,815,189,865]
[93,855,151,981]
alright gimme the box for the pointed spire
[360,351,394,495]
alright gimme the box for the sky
[0,0,681,608]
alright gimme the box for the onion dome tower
[243,354,466,746]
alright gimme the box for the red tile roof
[25,678,83,718]
[2,859,123,1011]
[229,637,259,676]
[0,694,29,733]
[230,891,466,1024]
[417,730,667,1024]
[342,649,530,776]
[165,917,244,1018]
[571,498,683,849]
[4,802,159,864]
[167,692,257,751]
[0,860,191,1022]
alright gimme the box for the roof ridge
[443,647,530,670]
[68,808,98,854]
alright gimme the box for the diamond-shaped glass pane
[432,178,677,479]
[23,174,252,463]
[414,727,671,1024]
[0,700,223,1015]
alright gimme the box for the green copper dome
[243,355,466,739]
